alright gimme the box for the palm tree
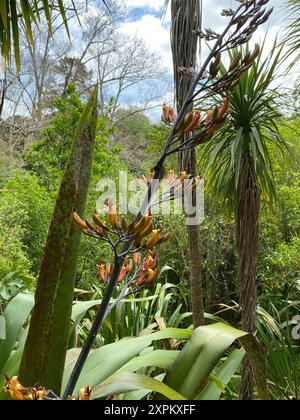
[168,0,205,327]
[204,44,288,399]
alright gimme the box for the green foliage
[71,279,192,347]
[62,323,265,400]
[25,85,121,191]
[0,141,14,188]
[0,227,33,286]
[24,86,85,189]
[23,86,124,289]
[0,171,53,273]
[0,272,31,307]
[257,303,300,400]
[261,236,300,295]
[258,120,300,295]
[0,293,34,400]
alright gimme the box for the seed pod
[73,213,88,231]
[162,103,169,123]
[156,232,171,246]
[98,264,106,283]
[229,52,242,72]
[133,252,142,266]
[162,232,171,243]
[247,44,260,65]
[261,7,274,24]
[127,259,133,272]
[106,262,112,277]
[207,121,227,137]
[209,52,221,78]
[212,106,219,123]
[92,212,109,231]
[138,216,153,239]
[204,109,213,125]
[107,211,118,228]
[184,111,201,133]
[137,271,147,287]
[169,107,176,123]
[242,63,254,73]
[217,98,230,121]
[147,269,160,285]
[229,77,241,91]
[82,228,94,237]
[175,115,186,133]
[85,220,95,231]
[182,112,194,131]
[146,229,161,249]
[179,171,188,183]
[134,215,148,233]
[250,9,265,26]
[133,238,142,248]
[236,15,248,30]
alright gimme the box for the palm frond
[0,1,71,71]
[204,41,289,209]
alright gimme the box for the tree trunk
[236,153,260,400]
[171,0,205,328]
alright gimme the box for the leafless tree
[4,0,165,122]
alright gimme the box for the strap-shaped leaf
[164,323,269,400]
[19,0,34,43]
[42,0,52,32]
[92,372,187,401]
[0,0,8,29]
[57,0,70,38]
[10,0,20,72]
[0,293,34,374]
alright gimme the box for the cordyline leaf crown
[203,40,288,209]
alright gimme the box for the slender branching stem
[62,0,270,399]
[62,248,127,399]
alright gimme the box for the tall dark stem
[62,251,126,399]
[237,153,260,400]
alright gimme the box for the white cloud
[119,14,172,70]
[125,0,163,11]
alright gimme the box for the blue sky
[97,1,296,119]
[119,0,284,72]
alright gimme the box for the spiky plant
[204,43,288,399]
[19,86,98,394]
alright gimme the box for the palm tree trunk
[237,153,260,399]
[171,0,205,328]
